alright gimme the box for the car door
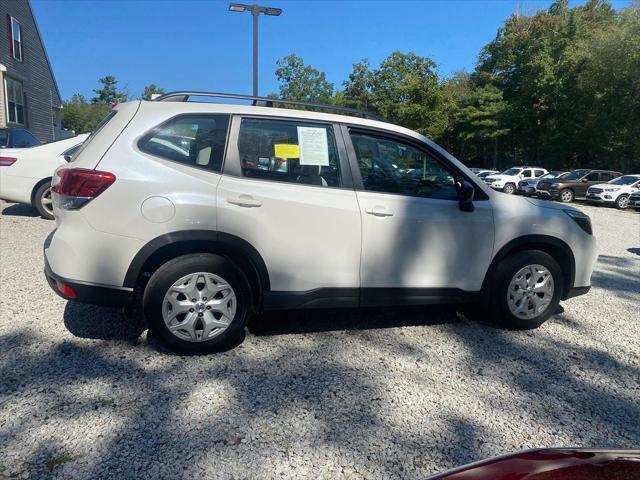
[343,127,494,305]
[578,171,601,196]
[217,116,361,307]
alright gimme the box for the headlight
[550,183,560,188]
[564,209,592,235]
[604,188,617,192]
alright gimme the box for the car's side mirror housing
[458,180,475,212]
[63,155,73,162]
[581,178,589,183]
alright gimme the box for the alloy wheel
[617,195,629,209]
[507,264,554,319]
[162,272,237,342]
[561,190,573,202]
[41,187,54,216]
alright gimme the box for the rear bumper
[44,235,133,307]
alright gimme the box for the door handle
[227,195,263,208]
[365,206,394,217]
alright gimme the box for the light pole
[228,3,282,97]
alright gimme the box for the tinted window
[585,172,600,181]
[563,169,590,181]
[535,170,545,177]
[11,130,38,147]
[139,114,230,172]
[238,118,340,187]
[600,172,614,181]
[350,131,458,200]
[521,169,532,177]
[0,130,8,147]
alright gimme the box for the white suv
[585,174,640,209]
[484,167,548,194]
[44,93,597,354]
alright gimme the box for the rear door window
[138,114,230,172]
[585,172,600,181]
[237,117,340,187]
[534,169,545,177]
[521,169,532,178]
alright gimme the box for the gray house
[0,0,62,143]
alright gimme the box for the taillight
[0,156,17,166]
[52,168,116,210]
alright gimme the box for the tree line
[62,0,639,172]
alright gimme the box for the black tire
[143,254,251,354]
[559,188,574,203]
[488,250,562,330]
[33,182,54,220]
[503,183,516,194]
[615,194,629,210]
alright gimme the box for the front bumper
[517,186,536,195]
[44,230,133,307]
[585,192,614,203]
[537,189,560,199]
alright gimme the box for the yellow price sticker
[274,143,299,159]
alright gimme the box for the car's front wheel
[143,254,251,354]
[489,250,562,330]
[615,194,629,210]
[33,182,54,220]
[559,188,574,203]
[503,183,516,194]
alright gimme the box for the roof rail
[152,91,385,121]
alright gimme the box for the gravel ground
[1,200,639,479]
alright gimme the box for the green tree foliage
[92,75,129,104]
[272,1,638,171]
[61,94,111,134]
[141,84,165,100]
[274,54,334,104]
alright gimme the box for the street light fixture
[228,3,282,97]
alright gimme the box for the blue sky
[32,0,630,101]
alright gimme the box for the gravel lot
[1,200,639,479]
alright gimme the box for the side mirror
[458,180,475,212]
[64,155,73,162]
[581,178,589,183]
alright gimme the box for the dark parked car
[536,169,622,203]
[0,128,40,149]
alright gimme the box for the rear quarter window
[138,114,230,172]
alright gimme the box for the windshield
[562,169,590,181]
[540,171,565,180]
[0,130,9,147]
[609,175,640,186]
[501,168,522,175]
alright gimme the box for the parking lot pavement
[0,201,639,479]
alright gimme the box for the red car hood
[427,449,640,480]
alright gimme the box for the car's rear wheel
[34,182,54,220]
[503,183,516,194]
[559,189,574,203]
[143,254,251,354]
[615,194,629,210]
[489,250,562,330]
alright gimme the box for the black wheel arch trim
[30,177,52,205]
[123,230,271,299]
[482,235,576,300]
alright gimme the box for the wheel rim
[561,190,572,202]
[618,196,629,208]
[505,185,514,194]
[507,264,554,320]
[41,187,54,215]
[162,272,237,342]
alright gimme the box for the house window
[10,17,22,61]
[5,78,25,125]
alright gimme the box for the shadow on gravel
[249,304,461,336]
[628,247,640,256]
[591,254,640,301]
[0,202,39,218]
[63,301,143,343]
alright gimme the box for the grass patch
[46,454,75,472]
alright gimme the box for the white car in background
[585,174,640,209]
[484,166,548,194]
[0,133,89,219]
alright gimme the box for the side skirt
[262,288,480,311]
